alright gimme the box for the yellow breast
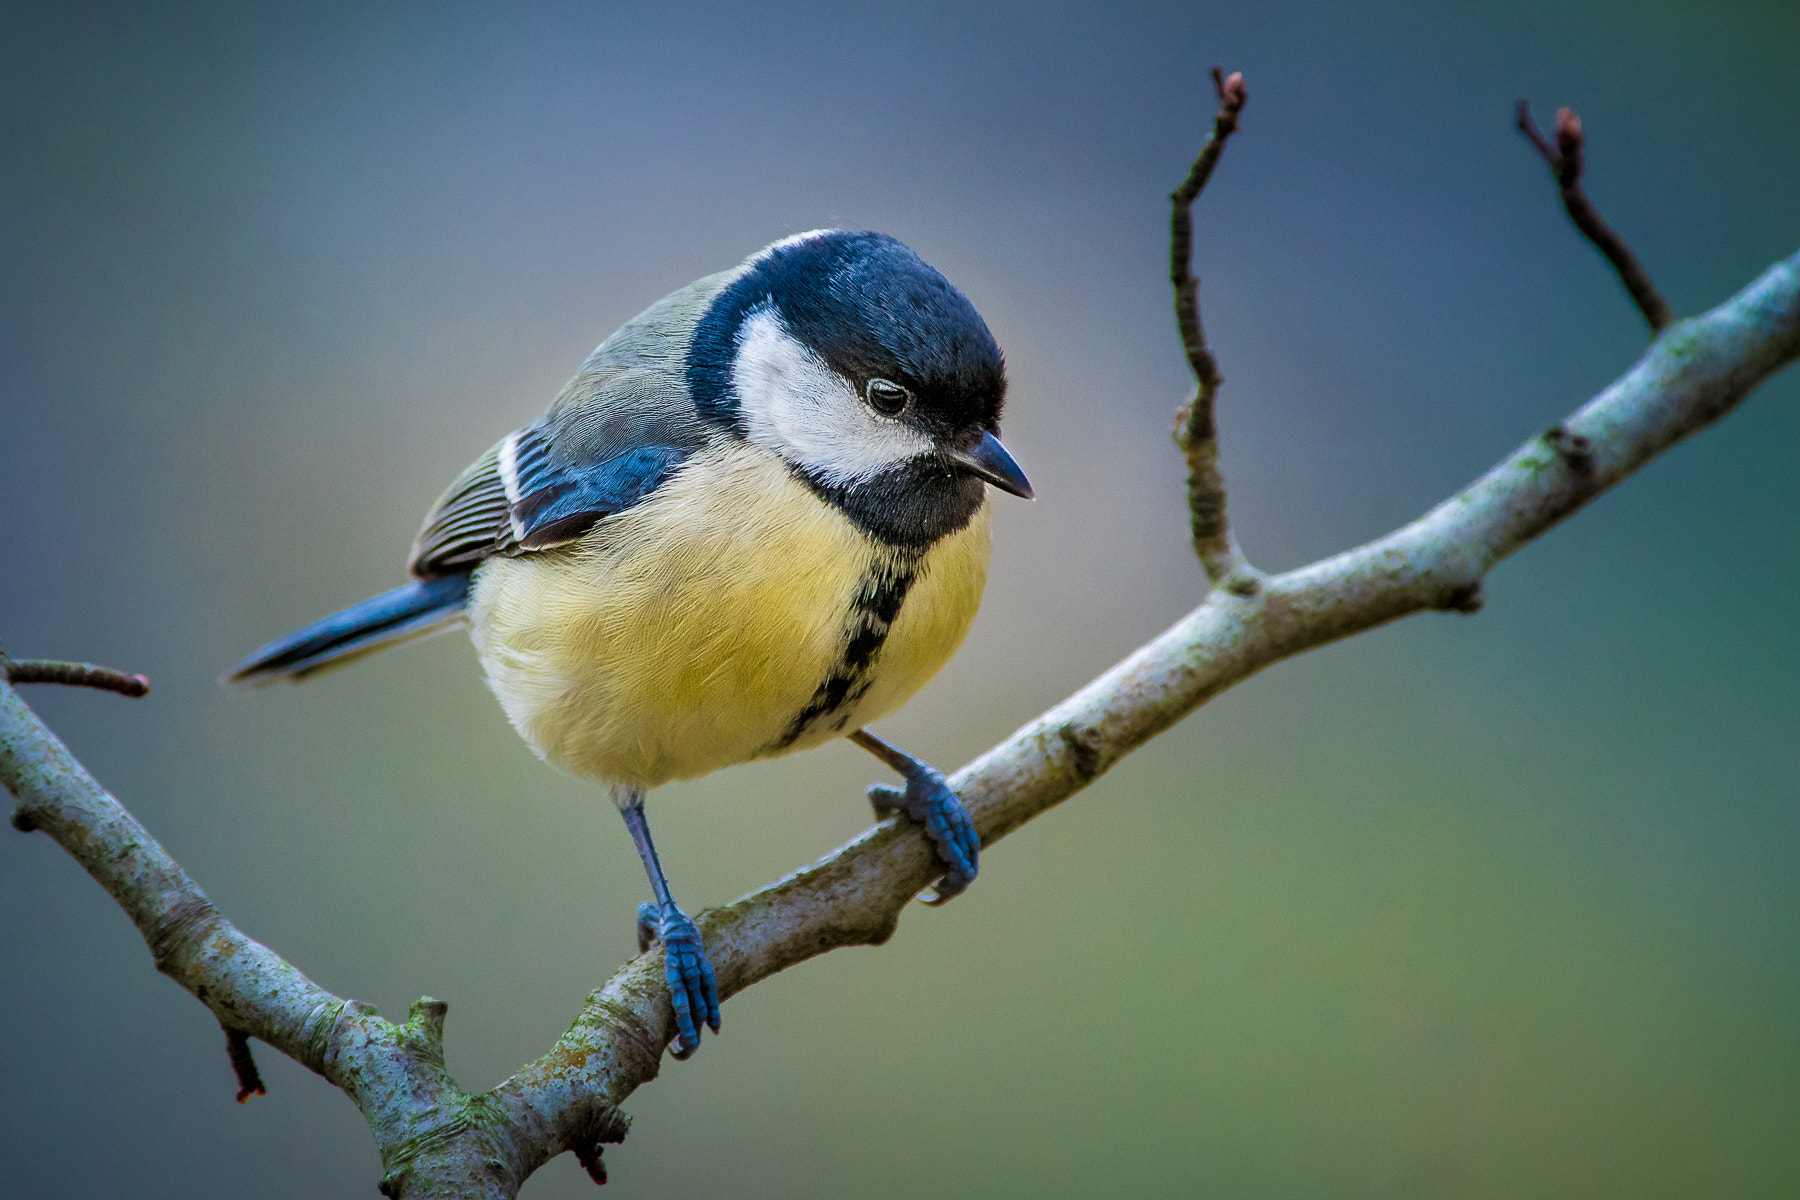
[468,441,991,788]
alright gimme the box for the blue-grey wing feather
[509,441,692,549]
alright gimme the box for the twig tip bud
[1555,107,1583,152]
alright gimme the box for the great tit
[228,229,1032,1057]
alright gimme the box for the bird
[226,229,1033,1058]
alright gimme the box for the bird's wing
[407,390,708,578]
[407,272,732,580]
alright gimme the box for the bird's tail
[225,573,473,685]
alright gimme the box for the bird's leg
[613,785,720,1059]
[849,729,978,904]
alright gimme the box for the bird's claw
[866,762,978,904]
[635,900,720,1058]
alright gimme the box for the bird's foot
[636,901,720,1059]
[867,758,979,905]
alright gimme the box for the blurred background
[3,0,1797,1195]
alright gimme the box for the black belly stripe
[773,553,920,750]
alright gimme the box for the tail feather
[226,574,472,685]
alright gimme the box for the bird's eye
[865,378,910,416]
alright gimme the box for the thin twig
[4,657,150,698]
[572,1138,608,1187]
[1171,68,1259,592]
[1516,100,1674,333]
[225,1028,266,1103]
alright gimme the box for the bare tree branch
[0,678,553,1195]
[524,246,1800,1177]
[1517,100,1675,333]
[7,65,1800,1192]
[1170,67,1259,593]
[3,653,150,698]
[5,245,1795,1195]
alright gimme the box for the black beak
[947,430,1034,499]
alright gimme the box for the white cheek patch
[731,307,934,487]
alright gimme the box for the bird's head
[686,230,1031,546]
